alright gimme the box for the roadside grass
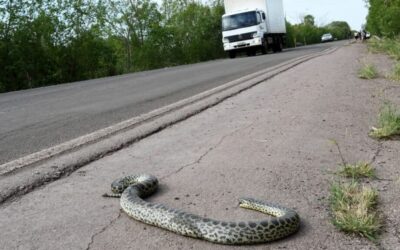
[389,62,400,81]
[369,102,400,139]
[368,37,400,82]
[329,140,382,241]
[330,182,381,241]
[338,162,375,179]
[368,37,400,60]
[358,63,378,79]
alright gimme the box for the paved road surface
[0,41,346,164]
[3,42,399,249]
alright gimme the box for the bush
[358,63,378,79]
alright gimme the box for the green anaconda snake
[104,174,300,244]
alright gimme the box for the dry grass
[368,37,400,60]
[368,37,400,82]
[330,182,382,240]
[369,102,400,139]
[390,62,400,81]
[358,63,378,79]
[338,162,375,179]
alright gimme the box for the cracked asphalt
[1,43,400,249]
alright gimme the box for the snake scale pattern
[104,174,300,244]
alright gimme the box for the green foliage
[285,20,295,48]
[366,0,400,37]
[0,0,226,92]
[303,15,315,26]
[368,36,400,83]
[330,182,381,241]
[0,1,352,93]
[368,37,400,60]
[325,21,352,40]
[338,162,376,179]
[358,63,378,79]
[285,15,351,47]
[369,101,400,139]
[391,62,400,81]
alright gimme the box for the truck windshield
[222,11,258,31]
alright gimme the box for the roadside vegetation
[368,37,400,81]
[365,0,400,136]
[366,0,400,82]
[358,63,378,79]
[348,1,400,241]
[330,182,381,240]
[329,140,382,241]
[369,102,400,139]
[366,0,400,81]
[338,162,375,179]
[285,16,351,48]
[390,62,400,81]
[365,0,400,38]
[0,1,352,93]
[368,38,400,60]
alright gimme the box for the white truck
[222,0,286,58]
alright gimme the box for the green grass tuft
[330,182,381,241]
[338,162,375,179]
[369,102,400,138]
[358,63,378,79]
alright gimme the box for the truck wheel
[276,38,283,52]
[261,40,267,54]
[272,39,278,52]
[272,37,283,53]
[228,51,236,59]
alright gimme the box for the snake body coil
[106,174,300,244]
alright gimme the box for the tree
[285,20,296,47]
[303,15,315,26]
[365,0,400,37]
[1,0,354,93]
[325,21,351,39]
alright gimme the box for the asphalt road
[3,42,399,249]
[0,41,346,164]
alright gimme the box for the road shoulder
[1,43,399,249]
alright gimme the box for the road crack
[86,211,122,250]
[161,123,254,180]
[369,141,383,165]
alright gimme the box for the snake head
[111,179,127,194]
[238,197,256,208]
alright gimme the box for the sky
[282,0,368,30]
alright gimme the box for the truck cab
[221,0,286,58]
[222,9,267,57]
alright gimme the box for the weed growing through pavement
[358,63,378,79]
[328,140,382,241]
[338,162,376,179]
[330,181,381,241]
[369,101,400,139]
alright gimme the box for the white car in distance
[321,33,333,42]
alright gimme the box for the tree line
[0,0,351,93]
[286,15,351,48]
[365,0,400,37]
